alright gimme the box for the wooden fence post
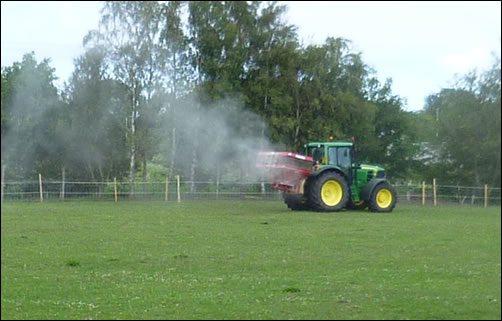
[114,177,118,202]
[61,167,65,200]
[176,175,181,203]
[165,176,169,201]
[422,181,426,206]
[39,173,43,203]
[1,164,5,203]
[484,184,488,208]
[433,178,437,206]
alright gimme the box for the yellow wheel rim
[321,180,343,206]
[376,189,393,208]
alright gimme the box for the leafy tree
[85,1,165,195]
[244,1,299,146]
[65,46,129,182]
[420,57,501,186]
[1,53,65,180]
[362,78,419,180]
[159,1,191,177]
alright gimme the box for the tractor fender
[360,178,388,201]
[306,167,349,189]
[307,166,347,179]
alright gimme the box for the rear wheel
[308,172,349,211]
[283,193,309,211]
[368,182,397,212]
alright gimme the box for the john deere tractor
[257,138,397,212]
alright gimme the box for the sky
[1,1,501,112]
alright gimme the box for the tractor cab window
[337,147,351,168]
[328,147,337,165]
[328,147,351,168]
[309,145,324,163]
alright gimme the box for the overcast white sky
[1,1,501,111]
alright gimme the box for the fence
[394,182,501,207]
[0,176,279,202]
[1,175,500,207]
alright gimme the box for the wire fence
[1,177,500,207]
[1,179,280,202]
[394,183,501,207]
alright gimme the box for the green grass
[1,201,500,320]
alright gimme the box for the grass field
[1,201,501,320]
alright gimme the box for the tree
[362,78,419,180]
[85,1,165,195]
[421,57,501,186]
[244,1,299,147]
[1,52,65,180]
[65,46,129,182]
[159,1,191,177]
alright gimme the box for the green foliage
[144,163,169,181]
[1,52,64,179]
[419,59,501,186]
[64,46,129,181]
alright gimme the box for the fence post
[422,181,426,206]
[433,178,437,206]
[176,175,181,203]
[484,184,488,208]
[216,165,220,200]
[1,164,5,203]
[114,177,118,202]
[39,173,43,203]
[61,167,65,200]
[165,176,169,201]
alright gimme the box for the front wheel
[368,182,397,213]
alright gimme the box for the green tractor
[257,138,397,212]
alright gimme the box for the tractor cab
[306,140,354,180]
[306,140,386,187]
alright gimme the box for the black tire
[308,171,349,212]
[283,193,309,211]
[347,199,368,210]
[368,182,397,213]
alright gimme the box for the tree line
[1,1,500,190]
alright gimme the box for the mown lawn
[1,201,500,320]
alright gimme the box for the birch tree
[85,1,164,195]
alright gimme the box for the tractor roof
[307,141,354,147]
